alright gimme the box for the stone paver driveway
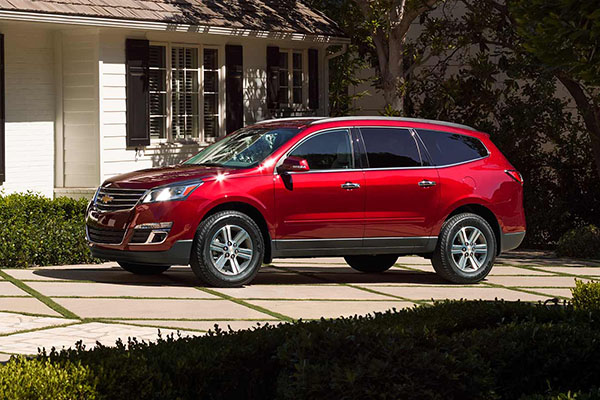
[0,250,598,360]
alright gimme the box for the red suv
[86,117,525,287]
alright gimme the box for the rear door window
[290,129,353,170]
[416,129,488,166]
[359,127,422,168]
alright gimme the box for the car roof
[251,116,480,133]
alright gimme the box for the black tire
[344,255,398,273]
[190,210,264,287]
[432,212,497,284]
[118,262,171,275]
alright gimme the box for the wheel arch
[446,204,502,255]
[200,201,273,264]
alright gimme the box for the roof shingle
[0,0,345,37]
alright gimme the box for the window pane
[171,47,200,140]
[293,70,302,87]
[291,130,352,170]
[293,53,302,70]
[278,87,288,104]
[204,116,219,139]
[204,70,218,93]
[203,48,220,141]
[417,129,488,166]
[293,88,302,105]
[149,45,167,139]
[279,52,288,69]
[361,128,421,168]
[204,48,218,70]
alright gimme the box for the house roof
[0,0,345,38]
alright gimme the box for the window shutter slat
[226,44,243,134]
[266,46,280,111]
[0,34,5,183]
[126,39,150,147]
[308,48,319,110]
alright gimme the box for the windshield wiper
[195,162,224,167]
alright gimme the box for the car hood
[102,164,245,189]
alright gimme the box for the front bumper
[90,240,193,266]
[501,231,526,252]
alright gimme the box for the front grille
[87,226,126,244]
[94,187,147,212]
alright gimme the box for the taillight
[505,169,523,185]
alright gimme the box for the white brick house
[0,1,347,198]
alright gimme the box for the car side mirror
[277,156,310,174]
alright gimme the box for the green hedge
[557,225,600,260]
[4,300,600,399]
[0,192,97,268]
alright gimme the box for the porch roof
[0,0,346,39]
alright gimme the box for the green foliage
[510,0,600,87]
[571,280,600,312]
[0,356,96,399]
[5,301,600,399]
[404,0,600,247]
[557,226,600,259]
[0,192,98,268]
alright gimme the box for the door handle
[341,182,361,190]
[418,180,437,187]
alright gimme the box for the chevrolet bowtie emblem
[100,195,114,204]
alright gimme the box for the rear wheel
[190,210,264,287]
[118,262,171,275]
[344,255,398,273]
[432,212,496,284]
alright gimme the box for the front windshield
[184,127,299,168]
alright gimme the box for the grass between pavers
[0,271,79,319]
[195,287,295,322]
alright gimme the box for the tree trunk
[557,74,600,179]
[382,75,404,113]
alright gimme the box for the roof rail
[307,116,478,132]
[253,117,325,125]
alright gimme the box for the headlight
[141,181,203,204]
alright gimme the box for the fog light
[135,222,173,230]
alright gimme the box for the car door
[273,128,365,251]
[359,126,440,252]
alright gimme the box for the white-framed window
[277,50,307,108]
[148,43,223,143]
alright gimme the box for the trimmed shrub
[557,225,600,259]
[0,192,98,268]
[0,356,96,399]
[571,280,600,313]
[4,301,600,399]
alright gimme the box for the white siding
[2,25,55,197]
[61,29,100,188]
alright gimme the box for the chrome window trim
[274,127,356,175]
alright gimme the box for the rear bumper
[501,231,526,253]
[90,240,193,266]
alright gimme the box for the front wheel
[190,211,264,287]
[118,262,171,275]
[432,212,496,284]
[344,255,398,273]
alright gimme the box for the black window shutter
[266,46,280,110]
[226,45,243,133]
[126,39,150,147]
[0,34,5,184]
[308,48,319,110]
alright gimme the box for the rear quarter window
[416,129,488,166]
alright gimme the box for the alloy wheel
[450,226,489,272]
[209,224,254,276]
